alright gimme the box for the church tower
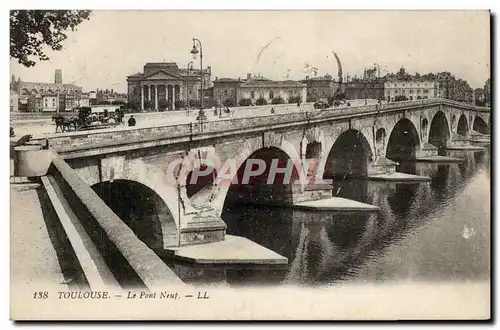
[55,69,63,84]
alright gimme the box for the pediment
[144,70,181,80]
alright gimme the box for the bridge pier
[178,212,227,247]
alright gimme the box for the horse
[68,117,79,130]
[52,115,75,133]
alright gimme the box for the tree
[484,78,491,105]
[223,98,234,107]
[239,98,252,107]
[10,10,91,67]
[255,97,267,106]
[394,95,409,102]
[271,96,285,104]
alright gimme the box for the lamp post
[364,67,368,105]
[186,61,194,110]
[190,38,207,122]
[374,63,381,104]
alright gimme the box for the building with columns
[127,62,212,111]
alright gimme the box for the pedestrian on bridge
[128,115,136,127]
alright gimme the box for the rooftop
[241,78,306,88]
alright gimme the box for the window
[250,91,255,99]
[423,89,429,93]
[224,90,228,96]
[269,91,274,99]
[189,88,192,95]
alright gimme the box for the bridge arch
[323,129,374,180]
[428,111,451,151]
[71,157,184,250]
[91,179,177,251]
[214,143,302,214]
[457,114,469,137]
[473,115,489,134]
[386,118,421,160]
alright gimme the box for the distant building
[10,90,19,112]
[78,93,91,107]
[88,91,98,105]
[94,89,128,105]
[384,80,438,101]
[345,80,385,101]
[41,94,58,112]
[300,74,342,102]
[10,70,83,112]
[127,62,212,111]
[212,73,307,106]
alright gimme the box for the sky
[9,10,491,92]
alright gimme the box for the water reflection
[168,150,489,286]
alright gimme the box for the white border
[2,1,497,328]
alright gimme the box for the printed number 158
[33,292,48,299]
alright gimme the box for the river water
[168,149,490,287]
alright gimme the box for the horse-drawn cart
[52,105,124,133]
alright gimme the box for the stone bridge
[35,98,490,253]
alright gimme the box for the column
[165,84,169,110]
[154,85,158,111]
[179,85,183,108]
[140,85,144,111]
[172,85,176,110]
[148,85,151,102]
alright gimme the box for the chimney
[247,73,251,80]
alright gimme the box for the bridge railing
[47,150,184,288]
[43,122,194,151]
